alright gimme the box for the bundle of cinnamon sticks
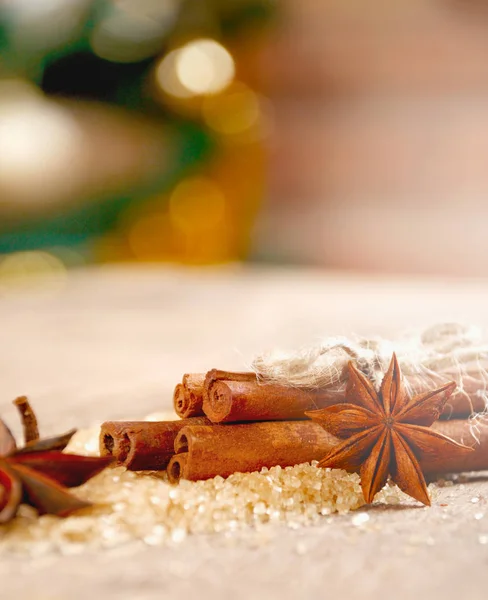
[100,369,488,483]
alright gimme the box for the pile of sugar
[0,416,405,555]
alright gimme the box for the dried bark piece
[100,417,211,470]
[173,374,206,418]
[13,396,39,443]
[202,369,337,423]
[166,417,488,485]
[190,363,487,423]
[168,420,338,483]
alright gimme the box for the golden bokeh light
[176,39,235,95]
[0,251,67,294]
[128,212,176,261]
[155,39,235,98]
[169,177,226,232]
[202,83,261,137]
[154,49,194,99]
[124,177,233,264]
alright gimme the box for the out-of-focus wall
[255,1,488,276]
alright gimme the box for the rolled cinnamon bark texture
[168,420,337,483]
[201,370,487,423]
[406,370,487,418]
[425,418,488,475]
[202,370,337,423]
[100,417,210,470]
[173,374,205,418]
[168,418,488,483]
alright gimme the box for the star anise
[0,396,114,523]
[306,354,473,506]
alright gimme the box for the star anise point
[0,397,114,523]
[309,354,472,506]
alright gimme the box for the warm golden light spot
[154,49,194,99]
[169,177,226,232]
[0,251,67,294]
[128,213,174,260]
[156,39,235,97]
[202,83,261,136]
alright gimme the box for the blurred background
[1,0,488,278]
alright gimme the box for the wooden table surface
[1,265,488,599]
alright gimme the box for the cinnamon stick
[173,374,205,418]
[202,370,337,423]
[425,418,488,474]
[407,371,487,418]
[168,421,340,483]
[13,396,40,443]
[100,417,210,470]
[168,418,488,483]
[201,370,486,423]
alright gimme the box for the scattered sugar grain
[0,418,405,556]
[351,512,370,527]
